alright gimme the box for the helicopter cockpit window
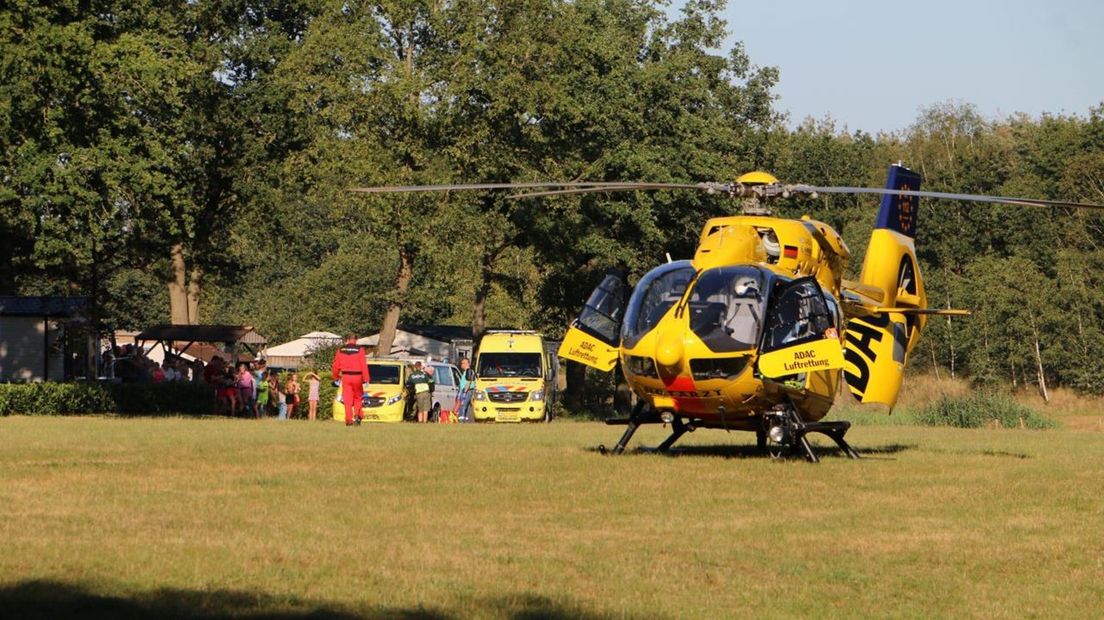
[575,272,626,345]
[759,228,781,264]
[687,266,769,353]
[825,294,843,331]
[621,261,695,349]
[762,277,835,352]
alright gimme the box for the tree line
[3,1,1102,399]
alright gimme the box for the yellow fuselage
[621,215,848,428]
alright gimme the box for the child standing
[286,373,301,419]
[272,374,287,420]
[305,371,321,421]
[236,363,255,416]
[220,366,239,415]
[252,361,267,416]
[256,369,272,417]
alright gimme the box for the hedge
[914,392,1056,429]
[0,381,215,416]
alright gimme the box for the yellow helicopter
[352,165,1104,461]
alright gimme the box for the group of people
[204,356,322,420]
[105,335,481,424]
[401,357,476,424]
[332,333,478,426]
[102,344,204,384]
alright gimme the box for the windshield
[477,353,542,378]
[367,364,401,385]
[686,266,769,353]
[622,261,695,348]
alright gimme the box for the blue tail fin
[874,164,922,238]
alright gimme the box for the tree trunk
[0,238,16,294]
[563,360,586,414]
[1029,313,1050,403]
[930,342,941,381]
[472,254,493,346]
[168,243,190,324]
[376,248,414,357]
[946,293,956,379]
[187,265,202,324]
[981,321,993,379]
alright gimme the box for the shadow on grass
[0,581,641,620]
[585,442,916,460]
[917,447,1033,459]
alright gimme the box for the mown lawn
[1,416,1102,619]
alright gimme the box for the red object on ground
[332,344,370,424]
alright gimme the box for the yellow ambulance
[332,359,408,422]
[332,358,462,422]
[472,330,552,422]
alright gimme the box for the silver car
[426,361,460,422]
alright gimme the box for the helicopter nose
[655,329,684,369]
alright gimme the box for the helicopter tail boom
[843,165,928,409]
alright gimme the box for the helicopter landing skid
[597,401,662,455]
[764,409,860,463]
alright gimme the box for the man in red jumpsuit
[332,334,370,426]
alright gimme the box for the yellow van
[472,331,551,422]
[332,359,408,422]
[332,359,463,422]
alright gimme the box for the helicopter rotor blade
[794,185,1104,211]
[348,180,1104,210]
[348,181,651,194]
[508,182,717,199]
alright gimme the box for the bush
[915,392,1056,429]
[0,382,115,415]
[109,382,214,415]
[0,381,214,416]
[300,342,341,418]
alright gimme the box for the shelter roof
[136,324,267,346]
[0,296,89,318]
[397,324,476,343]
[265,332,342,357]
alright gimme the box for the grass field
[2,416,1103,619]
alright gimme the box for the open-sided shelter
[135,324,267,364]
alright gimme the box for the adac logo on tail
[875,165,922,238]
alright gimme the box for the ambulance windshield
[477,353,542,378]
[367,364,401,385]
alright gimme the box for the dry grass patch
[0,417,1102,619]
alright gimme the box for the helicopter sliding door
[757,276,845,379]
[558,270,626,371]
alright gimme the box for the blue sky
[697,0,1104,133]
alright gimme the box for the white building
[263,331,343,369]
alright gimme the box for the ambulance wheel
[431,402,441,423]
